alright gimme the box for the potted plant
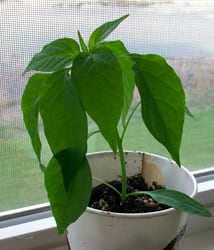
[21,15,211,249]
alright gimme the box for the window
[1,0,213,216]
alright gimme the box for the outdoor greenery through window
[1,0,213,212]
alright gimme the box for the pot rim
[86,205,177,218]
[86,151,197,219]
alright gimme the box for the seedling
[22,15,212,233]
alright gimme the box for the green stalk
[117,130,127,201]
[91,102,142,203]
[116,101,141,202]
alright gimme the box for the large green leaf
[39,70,88,190]
[45,155,92,234]
[144,189,212,217]
[21,73,49,171]
[25,38,80,73]
[72,47,124,152]
[101,41,135,125]
[39,70,87,154]
[132,54,185,165]
[88,14,129,50]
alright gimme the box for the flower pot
[67,151,197,250]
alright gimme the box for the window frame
[1,1,213,248]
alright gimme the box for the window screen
[1,0,213,212]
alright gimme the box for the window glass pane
[1,0,213,212]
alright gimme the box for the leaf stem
[121,100,141,141]
[126,191,148,198]
[88,129,100,139]
[93,176,122,198]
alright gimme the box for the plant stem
[90,102,141,203]
[115,102,141,202]
[117,130,127,201]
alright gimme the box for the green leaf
[101,40,129,55]
[45,155,92,234]
[72,48,124,152]
[21,73,49,171]
[39,70,87,154]
[132,54,185,166]
[78,31,88,52]
[55,148,88,192]
[39,70,88,189]
[101,41,135,125]
[88,14,129,50]
[25,38,80,73]
[144,189,212,217]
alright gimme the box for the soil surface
[89,174,170,213]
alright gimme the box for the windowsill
[0,216,68,250]
[0,170,213,249]
[1,211,214,250]
[183,229,214,250]
[1,209,214,250]
[1,213,214,250]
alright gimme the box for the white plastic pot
[67,151,197,250]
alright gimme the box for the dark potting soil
[89,173,170,213]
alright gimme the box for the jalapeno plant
[22,15,212,233]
